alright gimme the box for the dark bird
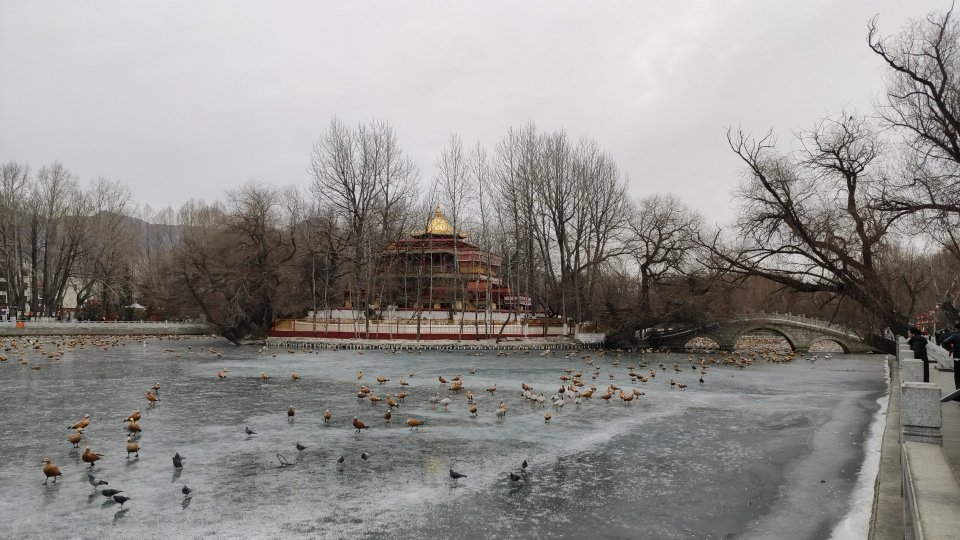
[287,405,295,420]
[449,468,467,479]
[296,442,307,452]
[182,486,193,497]
[360,452,370,461]
[337,455,345,464]
[87,474,108,488]
[101,488,123,498]
[521,460,528,470]
[112,495,131,508]
[245,427,257,435]
[172,453,185,468]
[509,471,521,481]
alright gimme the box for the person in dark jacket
[935,328,948,346]
[940,322,960,390]
[908,327,930,383]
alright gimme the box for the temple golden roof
[423,206,462,237]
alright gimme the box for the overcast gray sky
[0,1,949,224]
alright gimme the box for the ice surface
[0,339,886,539]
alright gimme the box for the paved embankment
[870,357,903,539]
[871,342,960,540]
[267,336,588,351]
[0,321,211,336]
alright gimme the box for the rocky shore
[0,321,211,337]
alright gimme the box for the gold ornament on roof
[425,206,456,236]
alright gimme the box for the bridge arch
[729,326,801,352]
[682,336,721,350]
[807,337,851,353]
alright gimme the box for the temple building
[377,206,529,314]
[269,208,552,339]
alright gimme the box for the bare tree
[434,133,474,332]
[309,118,417,335]
[173,184,299,342]
[73,178,137,314]
[493,124,541,317]
[491,126,630,324]
[133,205,181,319]
[469,140,496,337]
[0,162,30,314]
[704,114,918,346]
[869,7,960,217]
[626,194,703,318]
[30,163,86,317]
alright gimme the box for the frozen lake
[0,337,886,539]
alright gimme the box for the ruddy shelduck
[68,428,84,448]
[68,414,91,430]
[42,457,61,485]
[82,447,103,467]
[126,436,140,458]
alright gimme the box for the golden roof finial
[425,205,455,236]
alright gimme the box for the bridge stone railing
[646,312,873,353]
[727,312,862,339]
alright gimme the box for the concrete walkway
[933,365,960,480]
[871,344,960,540]
[925,342,960,477]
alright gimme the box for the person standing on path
[940,321,960,390]
[908,327,930,383]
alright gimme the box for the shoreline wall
[266,336,589,351]
[0,322,212,337]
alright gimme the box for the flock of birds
[40,381,193,513]
[12,334,817,518]
[2,336,198,515]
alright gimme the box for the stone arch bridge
[645,313,877,353]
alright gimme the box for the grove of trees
[4,5,960,348]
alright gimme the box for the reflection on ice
[0,337,886,539]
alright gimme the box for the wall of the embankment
[0,322,212,337]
